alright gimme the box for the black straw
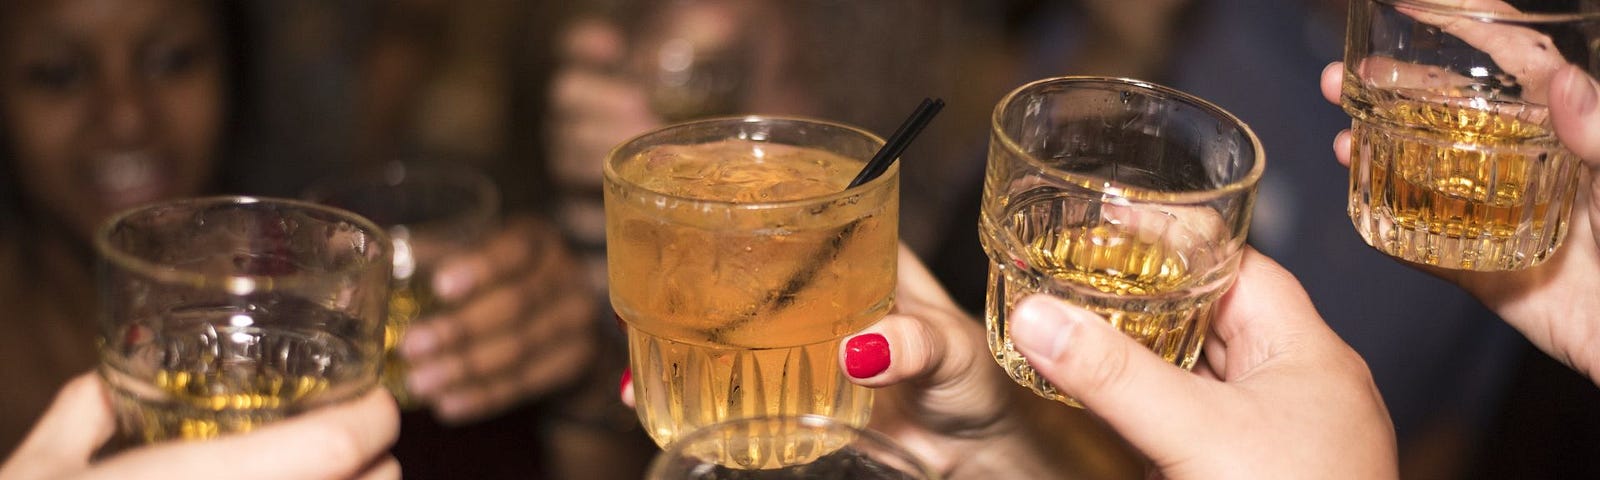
[848,97,944,188]
[709,97,945,341]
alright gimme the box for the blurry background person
[0,0,230,453]
[0,0,650,477]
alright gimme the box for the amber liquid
[980,187,1233,406]
[1344,79,1581,270]
[382,279,435,407]
[607,140,895,450]
[103,300,371,443]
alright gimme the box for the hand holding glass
[980,77,1264,406]
[605,116,897,447]
[1343,0,1600,270]
[303,161,500,407]
[647,415,937,479]
[96,197,391,444]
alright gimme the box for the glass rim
[300,160,501,233]
[602,115,897,211]
[94,195,393,289]
[649,414,940,478]
[991,76,1266,204]
[1379,0,1600,23]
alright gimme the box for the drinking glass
[96,196,391,444]
[980,77,1264,407]
[605,116,898,447]
[303,160,500,407]
[1343,0,1600,271]
[626,0,756,121]
[647,415,938,479]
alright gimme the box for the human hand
[844,248,1397,480]
[0,374,399,480]
[838,246,1040,477]
[547,17,661,241]
[1322,56,1600,383]
[399,214,600,423]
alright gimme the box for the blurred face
[0,0,223,240]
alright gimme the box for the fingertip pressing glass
[980,76,1264,407]
[1342,0,1600,270]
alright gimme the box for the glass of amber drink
[1343,0,1600,271]
[648,415,937,478]
[981,77,1264,407]
[95,197,391,444]
[604,116,897,452]
[304,161,500,407]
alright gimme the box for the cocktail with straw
[604,101,939,462]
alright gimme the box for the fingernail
[408,365,447,396]
[1011,296,1087,360]
[618,368,632,397]
[844,333,891,379]
[1570,67,1598,116]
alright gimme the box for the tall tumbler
[980,77,1264,407]
[96,196,391,443]
[1344,0,1600,270]
[605,116,897,449]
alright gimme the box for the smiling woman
[0,0,224,239]
[0,0,231,454]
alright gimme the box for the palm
[1447,185,1600,381]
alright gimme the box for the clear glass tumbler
[1343,0,1600,270]
[980,76,1264,407]
[96,196,391,443]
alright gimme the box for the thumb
[1010,295,1216,459]
[1551,65,1600,164]
[0,374,117,479]
[840,310,1013,439]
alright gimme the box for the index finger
[0,374,116,479]
[431,216,551,301]
[83,389,400,480]
[1388,0,1569,102]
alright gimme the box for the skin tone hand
[545,17,662,289]
[1322,58,1600,384]
[0,374,399,480]
[399,215,600,423]
[841,248,1398,479]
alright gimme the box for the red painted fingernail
[844,333,891,379]
[619,368,632,396]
